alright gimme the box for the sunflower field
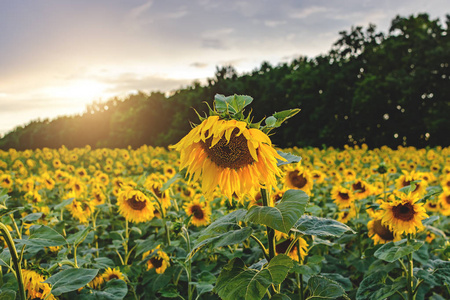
[0,95,449,300]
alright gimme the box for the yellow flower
[184,197,211,227]
[88,275,104,289]
[367,212,401,245]
[275,236,308,262]
[102,267,125,282]
[351,179,372,200]
[22,269,56,300]
[330,186,355,208]
[143,245,171,274]
[172,115,285,200]
[284,165,314,195]
[117,187,154,223]
[380,192,428,235]
[395,170,428,197]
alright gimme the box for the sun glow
[42,80,112,102]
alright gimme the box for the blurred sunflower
[22,269,55,300]
[102,267,125,282]
[143,245,171,274]
[184,196,211,227]
[351,179,372,200]
[275,236,308,262]
[367,212,401,245]
[395,170,427,196]
[117,187,154,223]
[284,165,313,195]
[88,275,104,290]
[380,192,428,235]
[337,206,356,223]
[438,190,450,216]
[331,186,355,208]
[172,115,285,200]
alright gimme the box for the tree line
[1,13,449,150]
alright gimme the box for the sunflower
[65,197,95,224]
[22,269,56,300]
[284,165,314,195]
[0,174,13,191]
[184,196,211,227]
[330,186,355,208]
[275,236,308,262]
[117,187,154,223]
[102,267,125,282]
[380,192,429,235]
[88,275,104,290]
[143,245,171,274]
[367,212,401,245]
[438,190,450,216]
[351,179,372,200]
[395,170,428,197]
[337,206,356,223]
[172,115,285,200]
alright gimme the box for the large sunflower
[117,187,154,223]
[172,115,285,200]
[380,192,428,235]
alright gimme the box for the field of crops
[0,96,449,300]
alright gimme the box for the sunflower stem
[250,234,269,261]
[123,219,129,265]
[182,226,193,300]
[0,222,26,300]
[297,239,305,300]
[261,188,276,261]
[406,234,415,300]
[9,214,21,240]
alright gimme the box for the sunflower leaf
[215,255,292,300]
[15,225,67,248]
[89,279,128,300]
[374,239,424,263]
[44,268,99,296]
[291,215,355,237]
[276,151,301,166]
[245,189,309,234]
[306,275,349,300]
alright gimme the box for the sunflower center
[428,203,437,208]
[201,128,255,169]
[373,219,394,241]
[392,203,415,221]
[150,257,163,268]
[402,180,419,192]
[152,186,163,198]
[446,195,450,205]
[190,205,204,219]
[275,239,294,254]
[352,182,366,193]
[338,192,350,200]
[288,171,307,188]
[127,195,147,211]
[109,274,119,280]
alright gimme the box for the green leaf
[197,209,248,242]
[306,275,348,300]
[215,255,292,300]
[93,279,128,300]
[0,208,21,219]
[189,227,252,259]
[161,172,183,192]
[292,215,355,237]
[374,239,424,263]
[0,290,16,300]
[245,189,308,234]
[54,197,74,210]
[134,236,157,258]
[21,212,43,222]
[321,273,352,291]
[0,249,11,267]
[419,260,450,286]
[214,94,253,115]
[276,151,302,167]
[356,271,405,300]
[272,109,301,126]
[16,225,66,247]
[44,268,99,296]
[66,226,91,246]
[271,294,291,300]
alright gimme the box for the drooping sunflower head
[380,192,429,235]
[22,269,55,300]
[143,245,171,274]
[173,115,285,200]
[117,187,154,224]
[367,212,401,245]
[183,196,211,227]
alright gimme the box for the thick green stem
[182,226,193,300]
[261,189,276,261]
[298,239,305,300]
[406,235,415,300]
[250,234,269,261]
[0,223,26,300]
[123,219,129,265]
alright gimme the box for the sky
[1,0,449,136]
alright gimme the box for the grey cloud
[202,38,227,49]
[190,62,208,68]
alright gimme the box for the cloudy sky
[1,0,448,136]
